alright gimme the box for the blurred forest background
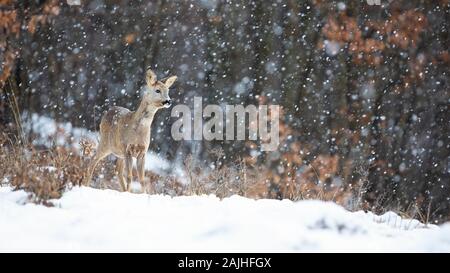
[0,0,449,223]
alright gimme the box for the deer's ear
[146,69,157,86]
[164,76,177,88]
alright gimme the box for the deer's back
[101,106,131,130]
[99,106,133,155]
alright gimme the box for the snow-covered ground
[1,186,449,252]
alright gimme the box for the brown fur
[84,69,177,192]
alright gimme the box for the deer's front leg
[125,154,133,192]
[137,153,146,193]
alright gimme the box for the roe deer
[84,69,177,193]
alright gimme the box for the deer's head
[144,69,177,109]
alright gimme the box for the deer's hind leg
[116,158,127,192]
[85,144,109,187]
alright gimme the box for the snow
[23,113,97,148]
[324,40,341,56]
[1,186,449,252]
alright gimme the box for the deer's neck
[133,98,159,128]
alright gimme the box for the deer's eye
[155,89,161,94]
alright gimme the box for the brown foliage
[0,0,60,86]
[237,99,356,205]
[27,0,60,34]
[322,9,427,66]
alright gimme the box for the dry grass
[1,134,82,205]
[182,149,256,199]
[0,129,365,209]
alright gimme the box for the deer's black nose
[163,100,172,105]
